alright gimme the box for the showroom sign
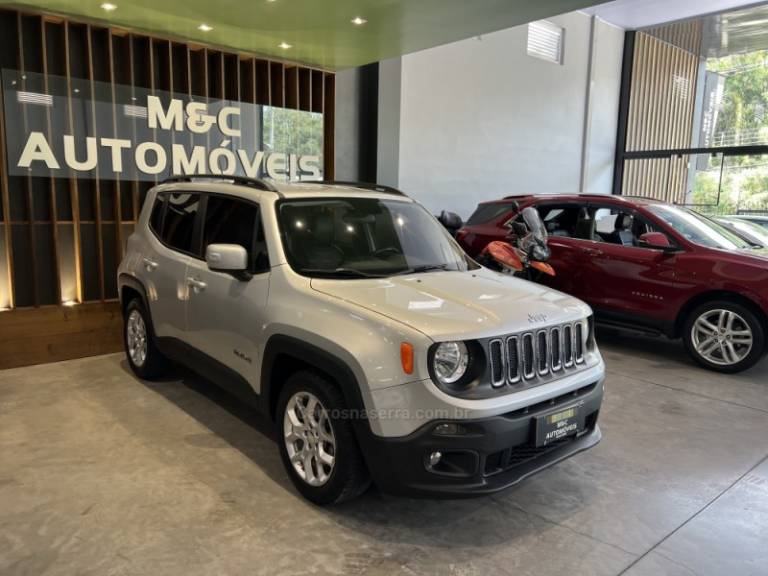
[1,69,323,181]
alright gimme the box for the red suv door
[530,202,594,301]
[579,202,680,327]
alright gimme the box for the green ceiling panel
[3,0,607,70]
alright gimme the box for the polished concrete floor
[1,329,767,576]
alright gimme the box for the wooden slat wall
[0,7,334,369]
[622,31,700,203]
[645,20,703,56]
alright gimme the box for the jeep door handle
[142,257,159,271]
[186,277,207,292]
[584,247,604,257]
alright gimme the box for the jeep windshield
[647,205,752,251]
[277,197,477,278]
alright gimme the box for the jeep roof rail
[162,174,279,193]
[317,180,407,197]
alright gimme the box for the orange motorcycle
[478,205,555,280]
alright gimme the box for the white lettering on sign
[18,131,60,169]
[8,86,321,181]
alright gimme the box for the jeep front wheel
[277,371,370,504]
[683,301,765,373]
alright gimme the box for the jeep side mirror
[205,244,251,280]
[638,232,677,252]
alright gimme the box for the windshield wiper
[392,264,451,276]
[301,267,387,279]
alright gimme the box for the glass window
[534,204,584,238]
[149,194,165,235]
[647,205,752,250]
[160,193,200,254]
[591,206,662,247]
[716,217,768,247]
[466,203,513,226]
[202,196,268,271]
[278,197,477,278]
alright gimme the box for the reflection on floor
[0,328,767,576]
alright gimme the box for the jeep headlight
[433,341,470,385]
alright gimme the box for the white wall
[388,11,624,218]
[377,58,401,187]
[334,67,363,181]
[582,18,625,196]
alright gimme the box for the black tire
[123,298,169,380]
[277,370,370,505]
[683,300,766,374]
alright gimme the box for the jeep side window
[202,195,269,273]
[160,192,200,254]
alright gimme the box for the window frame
[524,201,587,240]
[149,191,204,260]
[198,192,270,275]
[587,202,680,251]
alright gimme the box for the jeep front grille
[489,321,587,388]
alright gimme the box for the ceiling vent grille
[527,20,564,64]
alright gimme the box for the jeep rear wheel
[683,301,765,373]
[123,298,168,380]
[277,371,370,504]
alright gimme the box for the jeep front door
[184,194,270,388]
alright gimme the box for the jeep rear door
[142,191,200,341]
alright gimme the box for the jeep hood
[310,269,591,341]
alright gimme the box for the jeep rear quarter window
[149,194,166,234]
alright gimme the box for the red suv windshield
[647,205,752,250]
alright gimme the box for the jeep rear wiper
[301,267,387,279]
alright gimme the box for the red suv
[457,194,768,373]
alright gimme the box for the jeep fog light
[433,341,469,384]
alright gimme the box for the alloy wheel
[126,309,148,368]
[691,309,753,367]
[283,391,336,487]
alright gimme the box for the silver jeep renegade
[118,176,605,504]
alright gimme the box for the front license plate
[535,405,581,447]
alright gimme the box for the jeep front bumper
[354,378,603,498]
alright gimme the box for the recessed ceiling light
[278,42,292,49]
[100,3,117,11]
[351,17,367,25]
[198,23,213,32]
